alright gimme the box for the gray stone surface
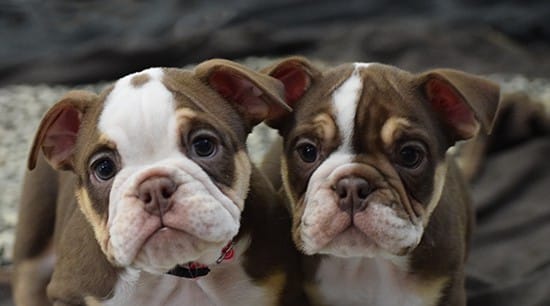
[0,83,105,266]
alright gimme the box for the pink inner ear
[272,66,310,105]
[427,79,479,139]
[209,71,270,121]
[42,107,81,168]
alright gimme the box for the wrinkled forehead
[290,63,437,143]
[335,63,419,117]
[95,68,179,165]
[76,68,241,166]
[102,69,174,133]
[293,64,410,124]
[353,64,421,126]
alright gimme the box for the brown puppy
[13,59,307,306]
[262,57,500,306]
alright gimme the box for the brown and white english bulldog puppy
[261,57,501,306]
[12,59,308,306]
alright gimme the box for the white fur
[354,62,373,69]
[100,238,274,306]
[108,158,241,271]
[99,269,215,306]
[312,256,444,306]
[300,156,423,256]
[299,64,424,256]
[300,152,354,254]
[98,68,243,271]
[331,65,364,152]
[300,62,445,306]
[298,65,367,253]
[100,68,177,166]
[352,202,423,255]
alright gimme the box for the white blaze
[99,68,179,166]
[331,65,362,152]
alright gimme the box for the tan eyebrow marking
[312,113,337,143]
[380,117,411,146]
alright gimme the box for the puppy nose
[334,177,371,214]
[138,177,177,216]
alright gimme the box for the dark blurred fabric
[467,136,550,306]
[1,0,550,85]
[1,1,550,305]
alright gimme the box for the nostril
[357,181,371,199]
[161,185,175,199]
[142,193,152,203]
[335,179,349,199]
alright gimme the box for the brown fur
[13,59,307,305]
[261,57,500,306]
[130,73,150,87]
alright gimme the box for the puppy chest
[99,275,214,306]
[309,257,445,306]
[99,265,275,306]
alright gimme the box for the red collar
[167,241,235,279]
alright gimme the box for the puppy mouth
[131,226,207,270]
[109,192,240,268]
[323,217,378,246]
[300,198,422,256]
[143,226,188,244]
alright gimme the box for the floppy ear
[261,56,321,128]
[418,69,500,141]
[194,59,291,128]
[28,90,97,171]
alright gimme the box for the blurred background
[1,0,550,85]
[1,0,550,305]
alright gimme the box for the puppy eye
[191,135,218,158]
[92,157,117,181]
[396,141,426,169]
[296,142,318,163]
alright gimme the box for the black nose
[138,177,177,216]
[334,176,371,214]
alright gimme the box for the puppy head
[264,58,500,258]
[28,60,287,274]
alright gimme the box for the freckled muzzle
[298,160,423,257]
[103,158,243,273]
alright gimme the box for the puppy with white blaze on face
[261,57,501,306]
[12,59,309,306]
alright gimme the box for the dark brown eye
[396,141,426,169]
[296,142,318,163]
[92,157,117,181]
[189,130,219,158]
[192,137,216,157]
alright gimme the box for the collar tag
[216,241,235,264]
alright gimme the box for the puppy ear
[28,90,97,171]
[261,56,321,128]
[194,59,291,128]
[418,69,500,141]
